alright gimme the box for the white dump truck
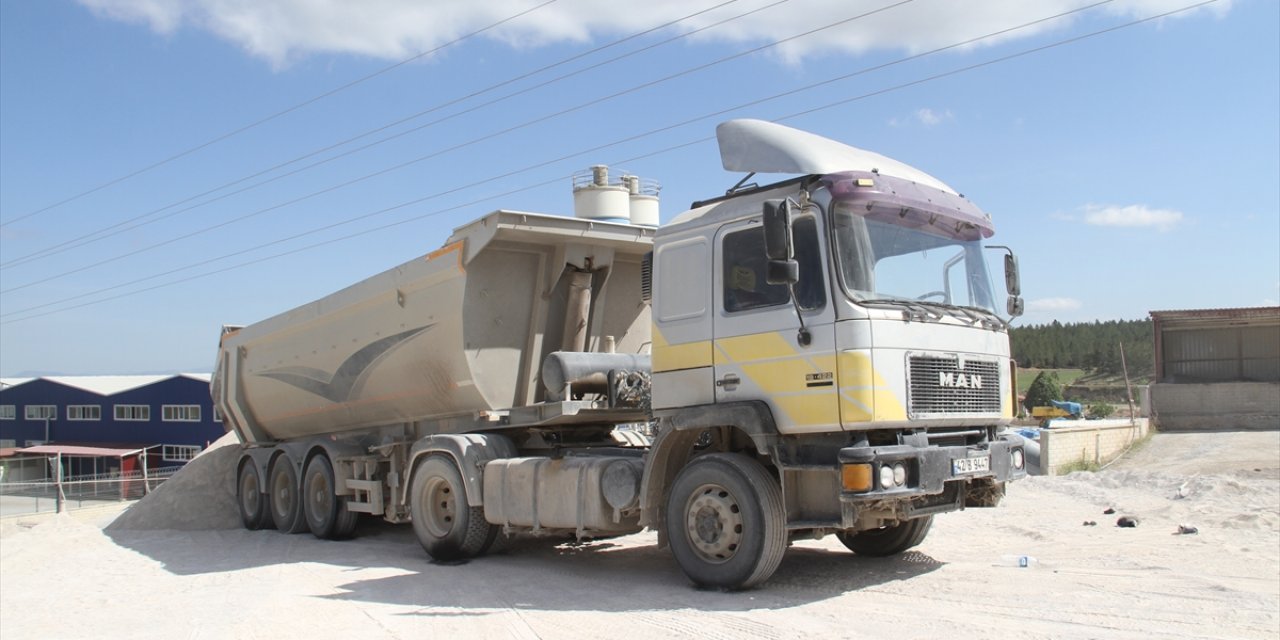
[214,119,1027,589]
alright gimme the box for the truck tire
[836,515,934,557]
[268,454,308,534]
[303,454,359,540]
[410,454,496,562]
[237,461,271,530]
[666,453,787,590]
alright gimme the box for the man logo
[939,372,983,389]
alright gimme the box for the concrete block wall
[1151,382,1280,432]
[1040,418,1150,476]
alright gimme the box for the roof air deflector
[715,119,958,195]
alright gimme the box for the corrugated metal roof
[17,444,150,457]
[0,373,211,396]
[1150,306,1280,320]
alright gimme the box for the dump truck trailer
[214,119,1027,589]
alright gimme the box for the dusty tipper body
[215,119,1028,589]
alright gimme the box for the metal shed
[1149,307,1280,431]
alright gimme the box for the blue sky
[1,0,1276,376]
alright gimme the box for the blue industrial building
[0,374,226,472]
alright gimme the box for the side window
[723,228,791,312]
[793,217,827,311]
[722,218,826,313]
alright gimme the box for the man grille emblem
[938,372,983,389]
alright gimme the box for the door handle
[716,374,741,388]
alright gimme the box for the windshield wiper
[940,303,1009,330]
[863,297,1007,329]
[860,298,944,322]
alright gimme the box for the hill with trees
[1010,319,1154,380]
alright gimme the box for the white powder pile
[107,431,243,531]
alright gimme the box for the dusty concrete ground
[1,431,1276,639]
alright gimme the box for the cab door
[712,211,839,434]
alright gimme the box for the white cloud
[916,108,953,126]
[889,107,954,127]
[75,0,1232,68]
[1027,297,1082,313]
[1081,203,1184,232]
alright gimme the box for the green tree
[1088,402,1116,418]
[1023,371,1063,413]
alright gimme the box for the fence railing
[0,467,181,516]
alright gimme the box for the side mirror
[763,199,794,261]
[1007,296,1024,317]
[766,258,799,286]
[987,245,1024,319]
[1003,253,1021,296]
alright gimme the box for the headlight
[893,463,907,486]
[1011,448,1025,470]
[879,465,895,490]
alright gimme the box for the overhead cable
[1,0,750,269]
[1,0,901,294]
[0,0,561,229]
[1,0,1217,324]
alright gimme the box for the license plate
[952,455,990,475]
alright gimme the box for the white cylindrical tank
[573,165,630,222]
[623,175,660,227]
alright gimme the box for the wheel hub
[422,478,456,538]
[685,484,743,563]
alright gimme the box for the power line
[0,0,561,229]
[1,0,751,270]
[0,0,1216,325]
[0,0,1112,317]
[0,0,901,295]
[0,0,1114,317]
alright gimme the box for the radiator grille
[908,355,1001,416]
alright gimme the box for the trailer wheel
[666,453,787,590]
[237,461,271,530]
[410,454,495,562]
[836,515,934,557]
[303,454,358,540]
[268,454,308,534]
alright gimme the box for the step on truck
[214,119,1028,589]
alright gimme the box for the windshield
[833,200,999,316]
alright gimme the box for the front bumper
[835,433,1026,516]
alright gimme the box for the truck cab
[644,120,1026,586]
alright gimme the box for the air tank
[214,210,654,445]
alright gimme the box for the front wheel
[836,515,934,557]
[665,453,787,590]
[409,454,496,562]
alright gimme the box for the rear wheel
[410,454,496,562]
[836,515,934,557]
[268,454,308,534]
[665,453,787,590]
[303,454,359,540]
[237,461,271,530]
